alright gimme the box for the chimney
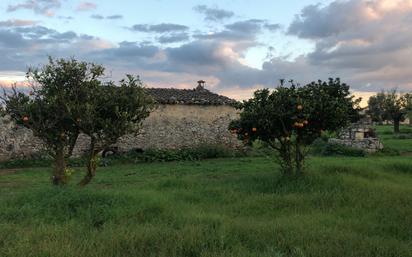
[196,80,206,90]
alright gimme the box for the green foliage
[0,145,242,169]
[1,57,154,186]
[116,145,242,163]
[1,156,412,257]
[230,78,361,175]
[374,125,412,154]
[75,74,155,186]
[310,139,366,157]
[76,75,154,148]
[368,90,410,133]
[371,147,401,157]
[367,92,386,123]
[1,57,104,185]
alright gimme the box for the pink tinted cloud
[76,2,97,12]
[0,19,39,27]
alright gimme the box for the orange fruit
[297,105,303,110]
[252,128,257,132]
[22,116,29,122]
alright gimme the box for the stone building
[0,81,241,161]
[329,120,383,153]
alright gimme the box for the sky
[1,0,412,104]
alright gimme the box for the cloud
[0,19,39,27]
[264,23,282,32]
[130,23,189,33]
[107,15,123,20]
[288,1,366,39]
[194,19,279,42]
[91,14,104,20]
[76,2,97,12]
[7,0,62,17]
[284,0,412,91]
[0,26,112,71]
[91,14,123,20]
[193,5,234,22]
[58,15,73,20]
[157,33,190,44]
[3,0,412,96]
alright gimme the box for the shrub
[371,147,400,157]
[392,134,412,139]
[109,145,243,163]
[311,139,366,157]
[0,145,242,169]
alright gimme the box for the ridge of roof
[144,87,238,106]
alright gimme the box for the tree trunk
[394,119,400,134]
[79,138,98,186]
[280,142,293,176]
[295,144,303,176]
[52,146,68,185]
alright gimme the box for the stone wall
[0,116,45,162]
[329,138,383,153]
[0,104,241,161]
[330,124,383,153]
[115,104,241,151]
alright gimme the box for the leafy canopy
[230,78,361,175]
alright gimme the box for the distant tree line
[367,90,412,133]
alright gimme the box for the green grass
[1,125,412,257]
[375,125,412,154]
[1,155,412,257]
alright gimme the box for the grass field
[375,125,412,154]
[0,126,412,257]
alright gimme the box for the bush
[0,157,89,169]
[0,145,242,169]
[392,134,412,139]
[1,144,246,169]
[371,147,401,157]
[311,139,366,157]
[108,145,243,163]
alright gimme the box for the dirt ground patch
[0,169,19,176]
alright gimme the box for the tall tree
[2,57,104,185]
[76,75,155,186]
[229,78,361,176]
[381,90,407,133]
[404,93,412,126]
[367,92,386,125]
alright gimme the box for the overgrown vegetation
[1,156,412,257]
[374,125,412,154]
[310,138,366,157]
[0,145,243,169]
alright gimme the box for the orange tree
[229,78,361,175]
[2,57,104,185]
[2,58,154,186]
[76,75,154,186]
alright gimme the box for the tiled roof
[144,85,237,106]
